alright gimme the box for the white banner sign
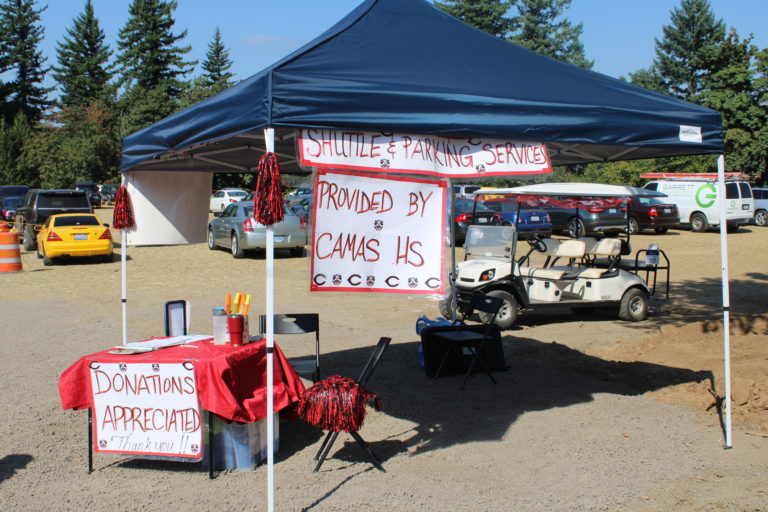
[298,129,552,178]
[310,170,446,294]
[89,362,203,459]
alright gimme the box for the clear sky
[36,0,768,93]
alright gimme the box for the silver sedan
[207,202,307,258]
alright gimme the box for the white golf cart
[439,183,669,329]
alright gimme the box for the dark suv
[72,181,102,207]
[544,197,628,237]
[15,189,93,250]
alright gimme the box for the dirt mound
[591,315,768,435]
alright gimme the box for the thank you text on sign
[89,362,203,459]
[298,129,552,178]
[311,170,446,294]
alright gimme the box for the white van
[643,179,753,232]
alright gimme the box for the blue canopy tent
[118,0,733,507]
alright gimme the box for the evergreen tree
[0,0,51,123]
[653,0,725,101]
[202,27,233,89]
[435,0,514,38]
[509,0,593,69]
[116,0,195,133]
[0,113,34,185]
[52,0,114,108]
[700,30,768,180]
[627,65,666,93]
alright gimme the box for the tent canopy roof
[121,0,723,173]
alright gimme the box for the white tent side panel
[125,170,212,246]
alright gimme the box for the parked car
[0,185,29,203]
[285,187,312,207]
[35,213,113,266]
[752,187,767,227]
[71,181,102,207]
[207,201,307,258]
[1,195,22,221]
[453,184,481,199]
[543,197,627,238]
[210,188,248,212]
[476,197,552,239]
[452,198,502,244]
[626,196,680,234]
[100,183,119,205]
[15,189,93,250]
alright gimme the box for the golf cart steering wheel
[527,235,547,253]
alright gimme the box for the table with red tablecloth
[59,338,306,423]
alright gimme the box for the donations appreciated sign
[298,129,552,178]
[311,170,446,294]
[89,362,203,459]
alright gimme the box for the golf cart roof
[476,182,667,198]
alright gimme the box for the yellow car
[36,213,113,265]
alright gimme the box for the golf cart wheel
[481,290,518,329]
[628,217,640,234]
[231,232,245,258]
[755,209,768,227]
[438,294,471,322]
[567,218,585,238]
[690,212,708,233]
[207,228,216,250]
[618,288,648,322]
[653,227,669,234]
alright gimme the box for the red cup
[227,314,244,346]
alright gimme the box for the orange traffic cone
[0,230,23,272]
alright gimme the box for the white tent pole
[716,154,732,448]
[448,179,457,322]
[120,173,128,346]
[264,127,276,512]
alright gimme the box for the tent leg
[716,154,732,449]
[264,127,276,512]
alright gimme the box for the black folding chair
[312,336,392,472]
[432,293,503,389]
[260,313,321,382]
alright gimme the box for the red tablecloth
[59,338,306,423]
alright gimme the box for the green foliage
[119,84,178,136]
[0,0,52,123]
[654,0,725,101]
[0,113,34,185]
[509,0,592,69]
[202,27,233,88]
[52,0,114,108]
[22,101,121,188]
[434,0,514,38]
[626,65,666,93]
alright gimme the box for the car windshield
[77,184,99,193]
[38,194,90,208]
[228,191,247,198]
[453,199,493,213]
[53,215,100,227]
[634,196,668,206]
[242,204,293,218]
[464,225,516,260]
[2,196,21,208]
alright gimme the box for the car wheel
[628,217,640,235]
[566,218,585,238]
[690,212,708,233]
[231,232,244,258]
[42,246,54,266]
[23,225,36,251]
[481,290,518,329]
[755,209,768,227]
[618,288,647,322]
[653,227,669,234]
[207,228,216,250]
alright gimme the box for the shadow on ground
[0,454,33,483]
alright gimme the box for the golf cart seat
[519,238,586,280]
[578,237,622,278]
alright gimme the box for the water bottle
[212,307,228,345]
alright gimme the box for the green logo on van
[695,183,716,208]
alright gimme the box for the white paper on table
[115,334,212,351]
